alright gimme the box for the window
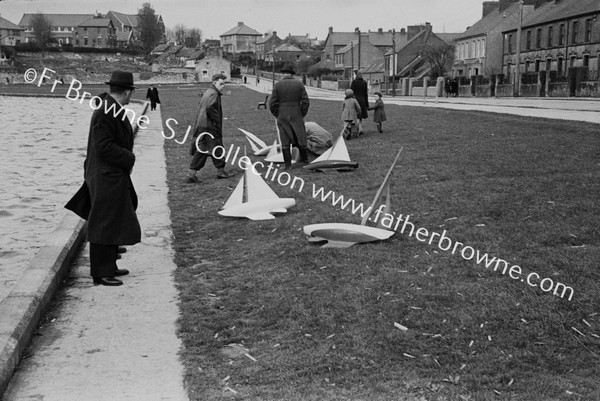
[559,24,565,45]
[536,28,542,48]
[84,37,88,46]
[546,58,551,71]
[585,18,593,42]
[548,26,553,47]
[202,70,208,77]
[557,57,563,76]
[535,60,540,72]
[525,60,530,72]
[572,21,579,43]
[526,30,531,50]
[583,54,590,67]
[508,34,513,53]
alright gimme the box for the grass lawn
[160,83,600,401]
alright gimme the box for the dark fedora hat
[105,70,136,89]
[280,64,296,75]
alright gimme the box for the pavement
[0,78,598,401]
[245,75,600,124]
[1,103,189,401]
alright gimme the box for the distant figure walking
[146,84,161,111]
[350,70,369,136]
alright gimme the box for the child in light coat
[341,89,362,140]
[367,92,386,133]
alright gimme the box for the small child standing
[367,92,386,133]
[341,89,362,140]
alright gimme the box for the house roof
[336,40,357,55]
[362,57,385,74]
[384,28,429,56]
[0,15,24,30]
[457,2,521,39]
[176,47,196,58]
[311,58,343,71]
[152,43,171,53]
[187,50,204,60]
[436,32,462,44]
[287,34,317,43]
[328,32,358,46]
[107,11,139,28]
[506,0,600,31]
[78,17,113,28]
[274,43,303,52]
[19,13,94,27]
[220,22,261,37]
[366,31,394,47]
[257,32,280,44]
[116,31,132,42]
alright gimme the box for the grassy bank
[160,84,600,400]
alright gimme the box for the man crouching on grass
[186,73,233,183]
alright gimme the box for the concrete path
[244,75,600,124]
[2,105,189,401]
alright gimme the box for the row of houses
[3,0,600,90]
[0,11,164,49]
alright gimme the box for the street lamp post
[392,29,396,97]
[272,44,276,88]
[515,0,523,97]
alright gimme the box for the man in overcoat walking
[186,73,233,182]
[146,84,160,111]
[350,70,369,135]
[65,70,141,286]
[269,65,310,169]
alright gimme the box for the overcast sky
[0,0,487,40]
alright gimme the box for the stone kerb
[0,213,86,395]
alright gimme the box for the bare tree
[185,28,202,48]
[31,13,52,49]
[174,24,186,45]
[137,3,163,51]
[417,42,455,79]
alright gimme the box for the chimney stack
[482,1,499,18]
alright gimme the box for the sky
[0,0,487,40]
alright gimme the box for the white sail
[238,128,267,153]
[311,134,351,163]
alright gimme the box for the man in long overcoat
[65,70,141,286]
[186,73,233,182]
[269,65,310,169]
[146,84,160,111]
[350,70,369,135]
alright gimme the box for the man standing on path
[350,70,369,136]
[269,65,310,169]
[146,84,160,111]
[65,70,141,286]
[186,73,233,182]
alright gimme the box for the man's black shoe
[114,268,129,276]
[118,247,127,254]
[93,277,123,286]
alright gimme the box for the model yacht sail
[218,163,295,220]
[304,128,358,171]
[303,149,403,247]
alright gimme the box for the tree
[137,3,163,52]
[173,24,186,45]
[31,13,52,50]
[185,28,202,48]
[417,41,455,79]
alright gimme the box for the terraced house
[502,0,600,95]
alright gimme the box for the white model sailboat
[218,164,296,220]
[303,149,403,247]
[303,131,358,171]
[238,128,275,156]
